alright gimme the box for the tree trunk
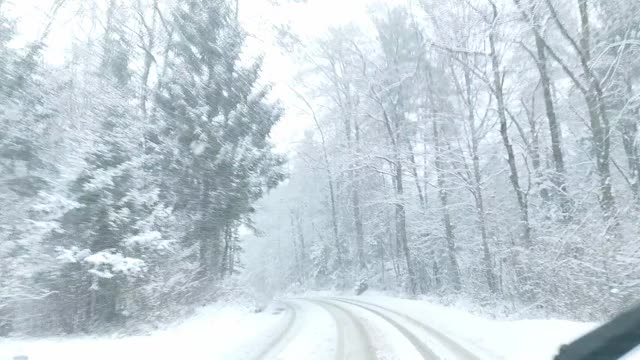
[328,177,342,267]
[542,0,617,224]
[229,227,237,275]
[198,180,217,278]
[295,214,306,281]
[221,224,231,278]
[290,213,302,284]
[525,95,551,204]
[352,188,365,269]
[534,32,570,214]
[433,119,461,291]
[422,126,429,210]
[489,21,532,246]
[579,0,616,224]
[407,140,426,209]
[472,132,497,294]
[622,78,640,201]
[461,64,497,294]
[340,85,365,272]
[296,91,343,269]
[380,103,416,293]
[516,0,570,215]
[352,113,366,270]
[395,159,416,293]
[138,0,158,120]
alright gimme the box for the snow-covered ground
[0,303,286,360]
[1,293,630,360]
[350,294,597,359]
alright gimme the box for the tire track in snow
[328,298,439,360]
[332,298,481,360]
[306,298,378,360]
[253,301,298,360]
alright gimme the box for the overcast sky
[6,0,393,153]
[239,0,382,153]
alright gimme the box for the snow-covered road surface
[251,301,298,360]
[333,298,482,359]
[306,299,377,360]
[1,293,606,360]
[256,297,485,360]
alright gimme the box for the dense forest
[1,0,640,337]
[0,0,283,335]
[249,0,640,322]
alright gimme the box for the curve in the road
[333,298,481,360]
[328,298,440,359]
[252,301,298,360]
[306,298,379,360]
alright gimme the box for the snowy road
[0,293,601,360]
[255,297,485,360]
[306,299,377,360]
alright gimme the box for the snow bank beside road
[0,303,283,360]
[351,293,599,359]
